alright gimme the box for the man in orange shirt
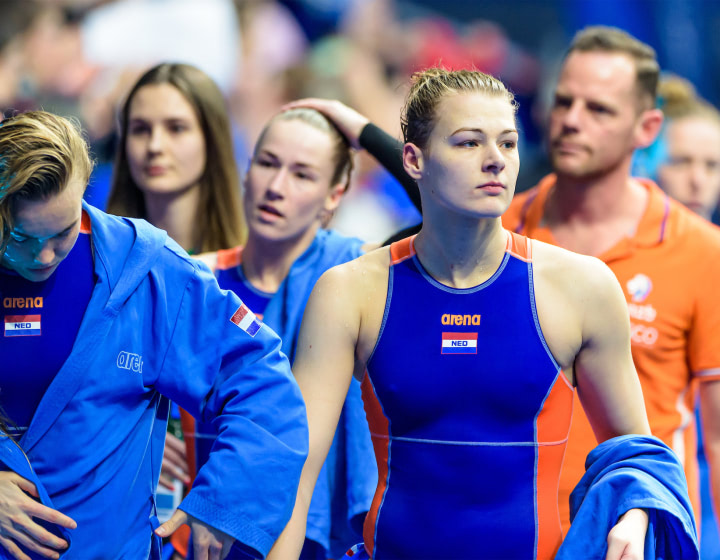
[503,26,720,532]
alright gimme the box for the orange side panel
[535,371,574,559]
[361,373,390,558]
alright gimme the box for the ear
[403,143,425,180]
[634,108,664,149]
[324,182,347,214]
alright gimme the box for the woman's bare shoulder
[319,245,391,293]
[531,238,618,297]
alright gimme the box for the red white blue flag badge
[441,332,477,354]
[4,314,41,337]
[230,304,261,337]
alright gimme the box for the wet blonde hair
[0,110,93,251]
[401,67,516,150]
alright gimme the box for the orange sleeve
[688,234,720,380]
[502,190,532,231]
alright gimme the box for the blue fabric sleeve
[557,435,698,560]
[151,264,309,558]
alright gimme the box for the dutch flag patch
[441,332,478,354]
[4,314,41,337]
[230,304,261,337]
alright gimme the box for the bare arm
[570,259,651,560]
[536,244,651,559]
[267,266,362,559]
[573,260,651,440]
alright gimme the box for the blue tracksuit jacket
[0,202,308,559]
[190,229,377,560]
[261,230,377,558]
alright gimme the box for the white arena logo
[117,351,144,373]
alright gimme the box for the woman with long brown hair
[107,62,245,254]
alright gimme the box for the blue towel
[557,435,698,560]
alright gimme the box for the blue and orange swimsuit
[360,232,574,559]
[0,212,94,437]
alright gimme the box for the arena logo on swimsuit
[441,314,481,326]
[3,297,44,309]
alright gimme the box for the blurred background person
[106,62,245,254]
[503,29,720,560]
[634,75,720,224]
[104,61,247,558]
[176,106,380,560]
[632,73,720,558]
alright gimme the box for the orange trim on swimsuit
[361,372,390,559]
[535,370,574,557]
[505,229,532,262]
[389,236,415,265]
[80,210,92,234]
[216,246,243,270]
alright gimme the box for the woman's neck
[143,187,201,252]
[414,214,507,289]
[241,224,321,293]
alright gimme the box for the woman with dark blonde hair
[107,62,245,253]
[175,105,379,560]
[0,109,307,560]
[268,67,696,560]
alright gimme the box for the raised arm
[267,265,363,559]
[283,98,421,212]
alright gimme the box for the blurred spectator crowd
[2,0,720,234]
[0,0,551,243]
